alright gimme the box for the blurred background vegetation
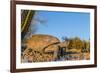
[63,37,90,53]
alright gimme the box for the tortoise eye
[21,44,27,52]
[28,48,33,52]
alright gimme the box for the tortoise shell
[21,34,60,62]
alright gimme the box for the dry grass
[21,34,90,63]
